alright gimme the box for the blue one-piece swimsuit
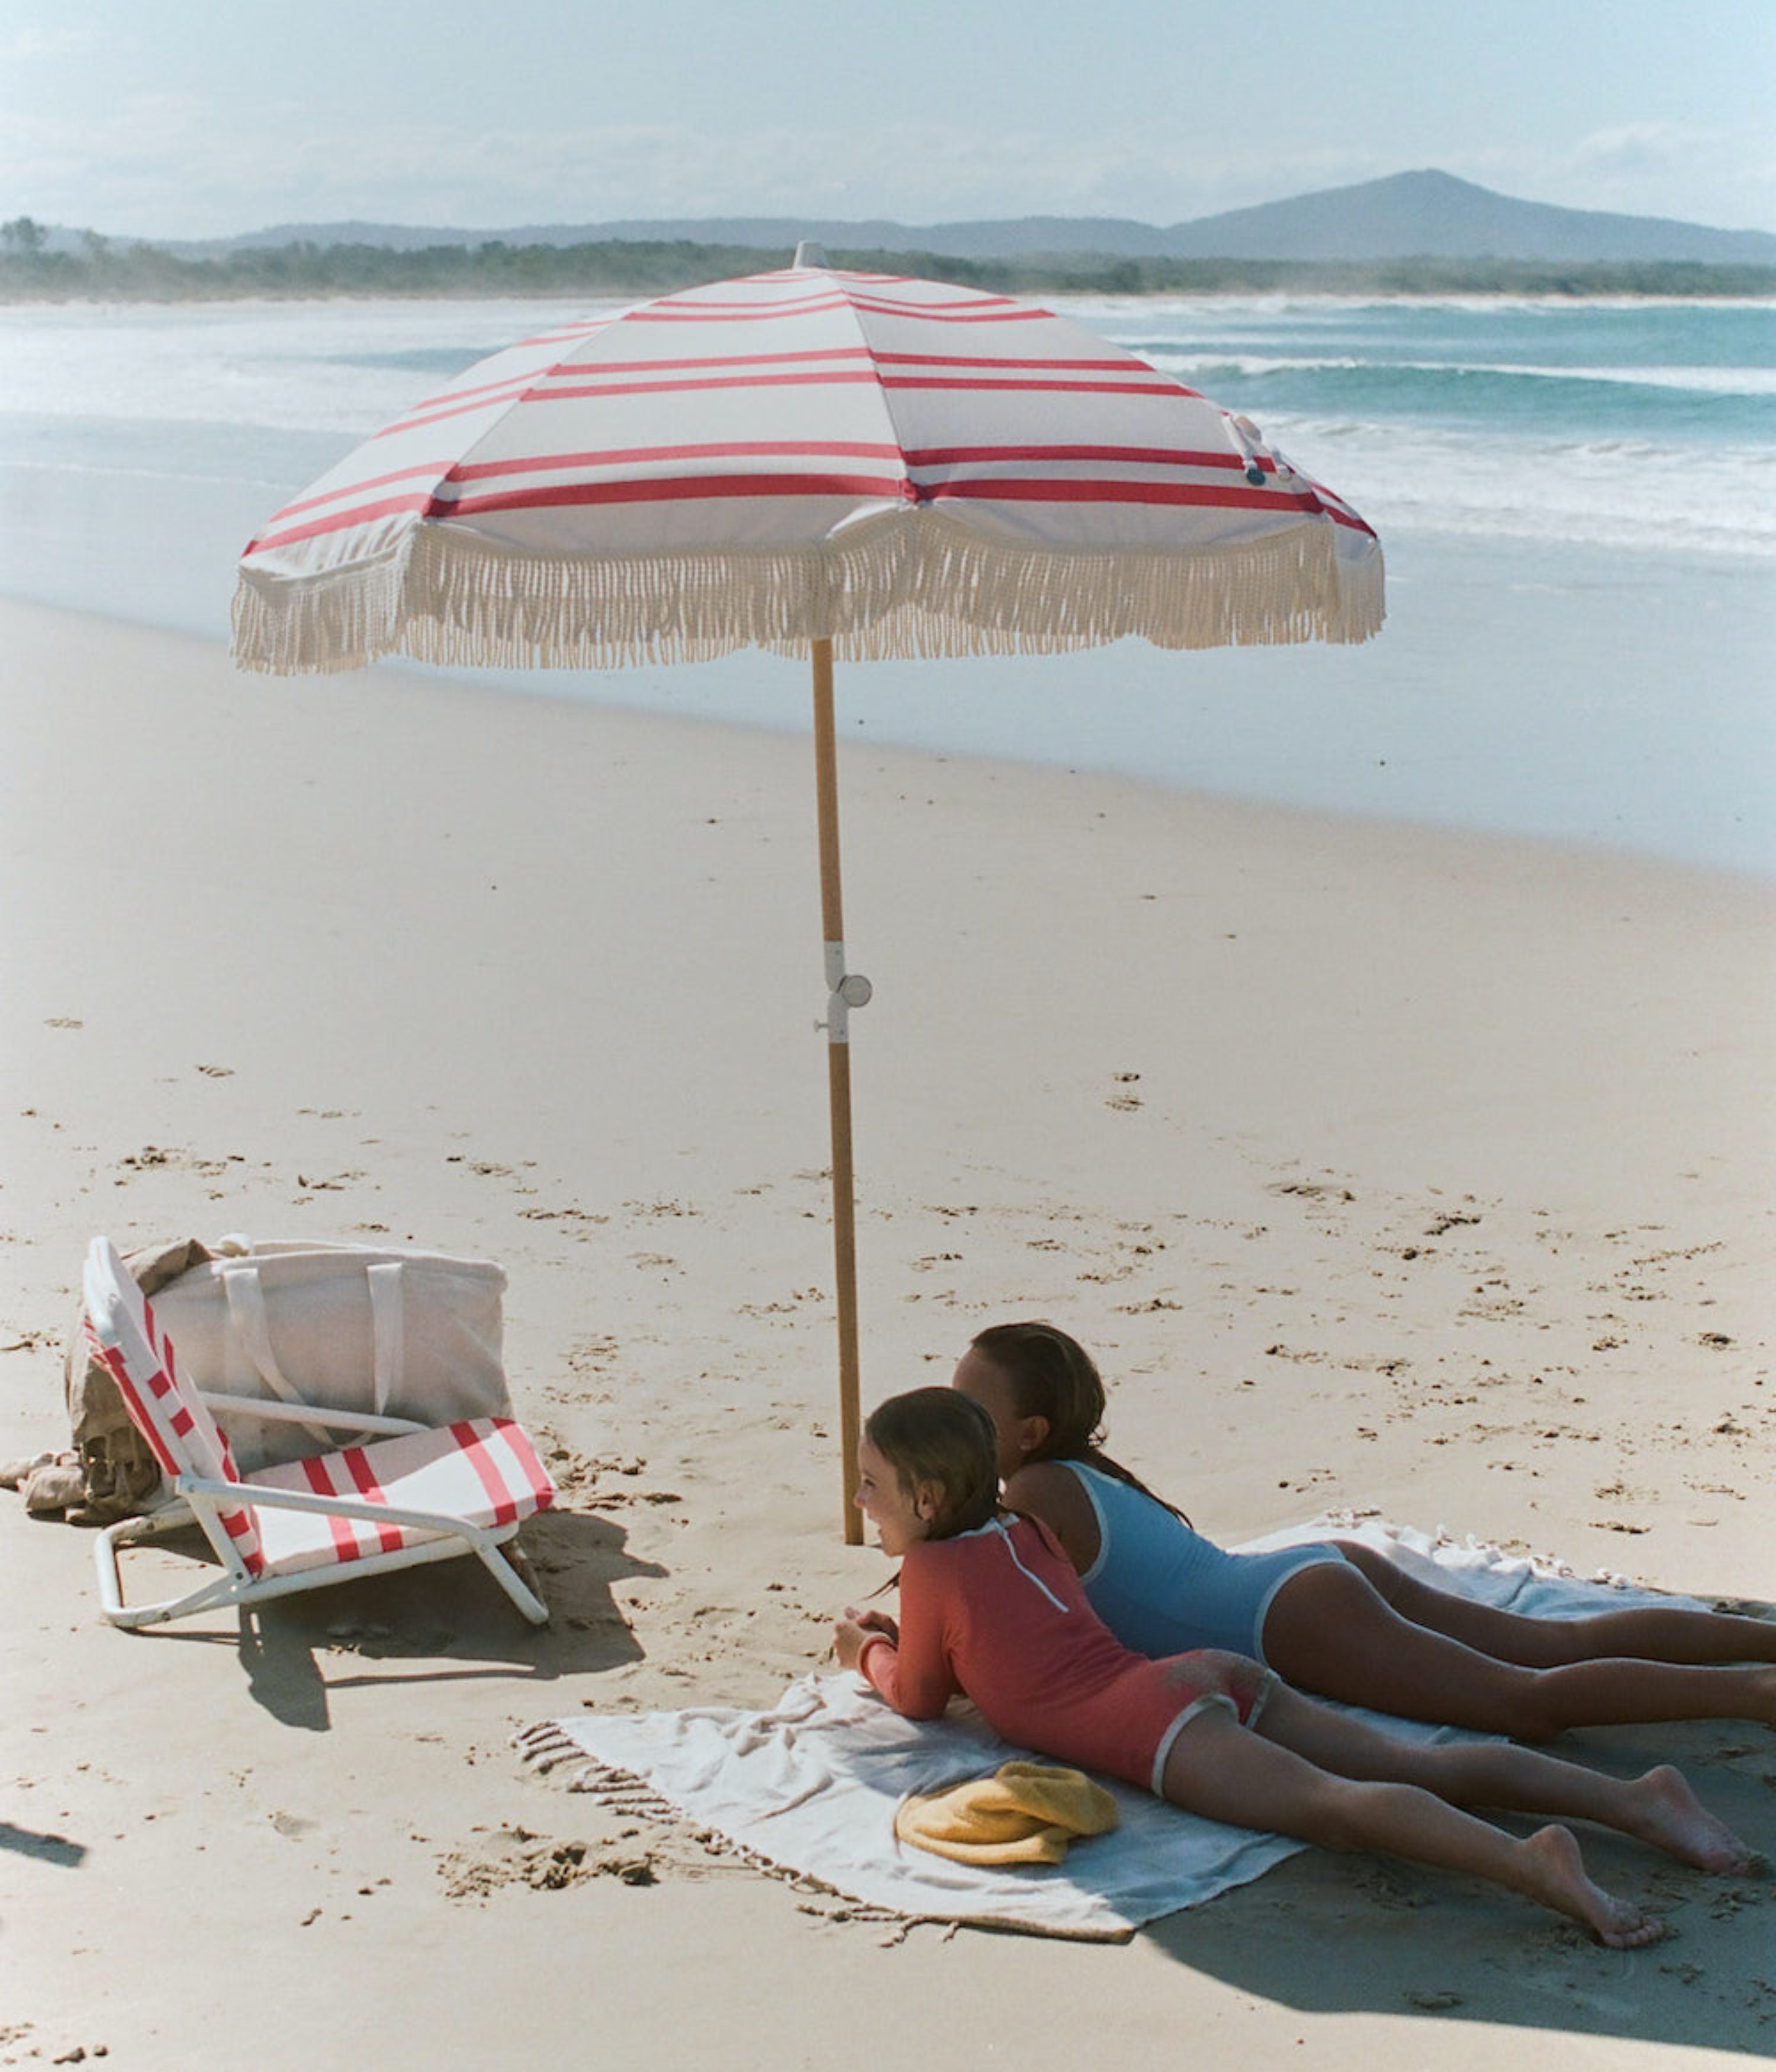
[1064,1459,1346,1662]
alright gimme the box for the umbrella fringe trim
[231,522,1384,675]
[233,550,413,677]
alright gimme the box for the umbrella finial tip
[793,239,831,270]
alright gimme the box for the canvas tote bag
[149,1237,511,1473]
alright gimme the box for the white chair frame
[85,1240,551,1630]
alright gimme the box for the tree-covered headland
[3,217,1771,302]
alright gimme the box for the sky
[3,0,1773,241]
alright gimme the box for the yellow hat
[895,1762,1119,1867]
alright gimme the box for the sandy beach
[3,595,1774,2067]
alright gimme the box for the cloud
[8,98,1771,240]
[233,122,1403,230]
[1563,124,1775,228]
[1572,122,1711,178]
[0,27,102,62]
[8,106,1380,236]
[1428,124,1775,233]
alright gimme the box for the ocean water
[1,292,1772,873]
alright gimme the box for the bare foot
[1518,1826,1666,1949]
[1627,1765,1756,1873]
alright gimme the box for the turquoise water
[1,293,1771,871]
[1086,296,1776,559]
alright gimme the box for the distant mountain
[104,170,1776,267]
[1156,170,1776,264]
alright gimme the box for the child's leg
[1254,1683,1755,1873]
[1160,1707,1664,1948]
[1263,1559,1776,1735]
[1336,1541,1776,1668]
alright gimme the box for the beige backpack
[61,1238,212,1523]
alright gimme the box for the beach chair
[81,1236,555,1629]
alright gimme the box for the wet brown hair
[864,1387,1000,1540]
[966,1321,1188,1522]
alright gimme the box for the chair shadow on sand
[133,1504,665,1731]
[1135,1701,1776,2059]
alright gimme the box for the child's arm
[840,1548,957,1720]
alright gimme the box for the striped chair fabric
[82,1236,555,1620]
[248,1418,554,1577]
[81,1302,265,1575]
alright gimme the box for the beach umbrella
[231,247,1384,1540]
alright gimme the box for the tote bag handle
[221,1259,406,1433]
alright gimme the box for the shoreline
[4,597,1774,2067]
[5,291,1771,877]
[5,518,1774,882]
[5,285,1775,307]
[8,594,1774,1221]
[25,578,1776,895]
[4,248,1772,306]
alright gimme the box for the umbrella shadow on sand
[136,1506,665,1730]
[1136,1709,1776,2057]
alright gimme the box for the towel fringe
[513,1724,922,1922]
[232,517,1385,677]
[513,1722,599,1776]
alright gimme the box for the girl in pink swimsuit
[835,1388,1758,1948]
[954,1322,1776,1738]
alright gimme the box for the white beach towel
[517,1520,1709,1940]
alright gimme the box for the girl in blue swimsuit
[954,1322,1776,1738]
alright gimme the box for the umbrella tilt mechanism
[821,948,874,1041]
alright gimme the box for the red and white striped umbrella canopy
[233,261,1382,674]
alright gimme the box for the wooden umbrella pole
[810,637,868,1543]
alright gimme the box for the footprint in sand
[1268,1179,1354,1204]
